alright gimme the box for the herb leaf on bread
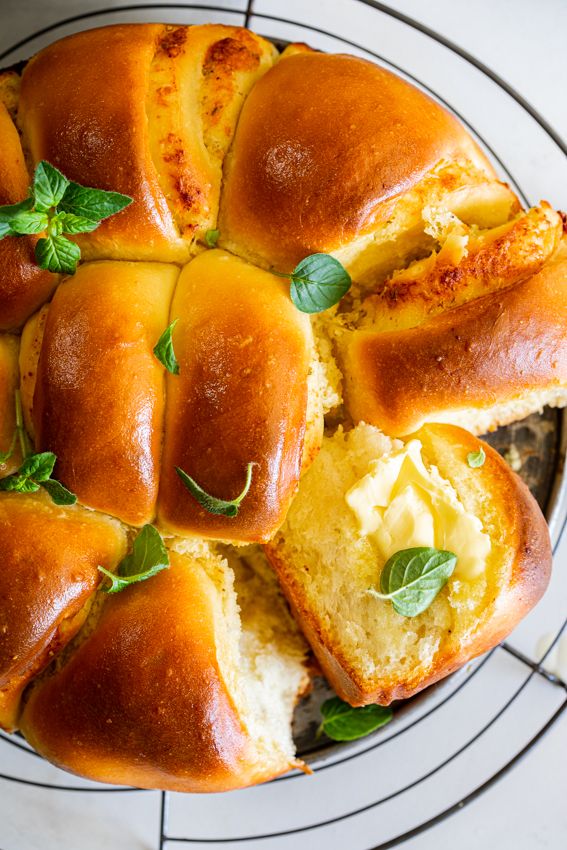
[467,448,486,468]
[0,160,132,274]
[98,524,170,593]
[368,547,457,617]
[0,449,77,505]
[153,319,180,375]
[288,253,351,313]
[176,461,256,517]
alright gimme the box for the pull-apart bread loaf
[0,22,560,791]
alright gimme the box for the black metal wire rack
[0,2,566,848]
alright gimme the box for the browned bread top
[0,492,126,730]
[219,51,494,271]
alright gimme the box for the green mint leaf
[467,447,486,468]
[289,253,351,314]
[35,235,81,274]
[318,697,393,742]
[55,212,100,234]
[19,451,57,481]
[368,547,457,618]
[175,462,256,517]
[0,198,35,238]
[99,525,169,594]
[153,319,179,375]
[33,161,69,211]
[59,182,132,222]
[0,474,40,493]
[9,210,49,235]
[0,430,17,464]
[205,228,220,248]
[40,478,77,506]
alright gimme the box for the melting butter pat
[345,440,491,580]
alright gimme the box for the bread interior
[266,422,514,700]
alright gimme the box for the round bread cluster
[0,23,563,792]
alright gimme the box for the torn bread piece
[265,422,551,705]
[21,540,308,791]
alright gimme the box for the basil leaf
[368,547,457,618]
[467,447,486,468]
[0,474,40,493]
[153,319,179,375]
[289,253,351,314]
[56,212,100,234]
[19,451,56,482]
[40,478,77,506]
[318,697,393,741]
[98,524,169,594]
[9,210,49,235]
[205,228,220,248]
[175,462,256,517]
[33,161,69,211]
[35,235,81,274]
[59,182,132,222]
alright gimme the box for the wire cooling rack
[0,2,566,848]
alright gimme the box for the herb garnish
[367,547,457,618]
[98,524,170,593]
[176,462,256,517]
[153,319,179,375]
[276,253,351,314]
[204,228,220,248]
[0,450,76,505]
[318,696,393,741]
[467,447,486,468]
[0,160,132,274]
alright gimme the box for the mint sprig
[204,228,220,248]
[98,524,170,593]
[467,447,486,468]
[367,547,457,618]
[0,160,132,275]
[0,450,76,506]
[175,462,256,517]
[318,697,393,741]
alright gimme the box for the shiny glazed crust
[21,552,294,791]
[342,243,567,436]
[0,103,58,330]
[18,24,277,263]
[0,492,126,730]
[266,424,552,705]
[157,250,315,542]
[219,51,494,271]
[32,262,178,525]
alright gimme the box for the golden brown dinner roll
[21,543,307,791]
[266,422,551,705]
[219,51,497,273]
[30,261,178,525]
[18,24,277,263]
[0,334,21,475]
[340,236,567,436]
[0,102,58,330]
[157,250,318,543]
[0,492,126,730]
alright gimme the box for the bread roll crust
[32,261,178,526]
[21,552,292,791]
[0,492,126,730]
[342,242,567,436]
[0,103,57,330]
[220,52,494,271]
[157,250,315,542]
[266,424,552,705]
[0,334,21,476]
